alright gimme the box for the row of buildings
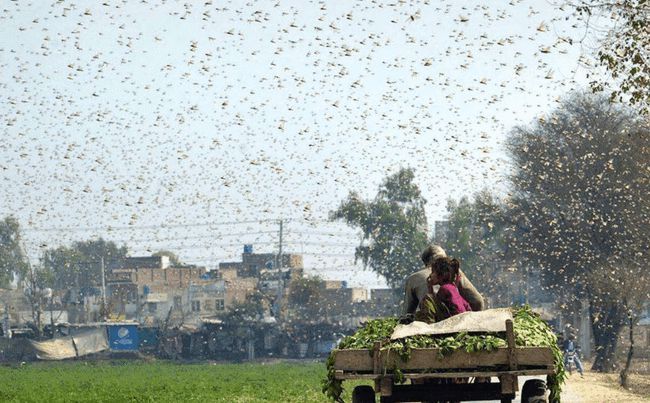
[0,245,399,348]
[0,245,403,360]
[3,242,647,362]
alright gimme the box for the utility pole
[278,219,283,269]
[20,240,41,337]
[49,293,55,338]
[100,257,107,321]
[275,219,284,319]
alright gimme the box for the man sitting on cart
[400,245,485,324]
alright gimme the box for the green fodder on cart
[322,306,566,403]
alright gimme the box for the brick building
[188,277,258,317]
[218,245,304,280]
[106,256,206,320]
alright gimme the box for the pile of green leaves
[322,318,398,402]
[322,306,565,403]
[513,306,567,402]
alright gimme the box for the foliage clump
[330,168,429,289]
[322,306,565,402]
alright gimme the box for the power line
[90,230,280,243]
[125,240,358,248]
[21,218,294,232]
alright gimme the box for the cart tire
[352,385,376,403]
[521,379,548,403]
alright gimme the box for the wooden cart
[332,320,555,403]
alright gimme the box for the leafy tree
[330,168,428,290]
[442,191,512,306]
[506,93,650,372]
[220,291,267,323]
[574,1,650,113]
[41,238,128,290]
[443,197,478,271]
[0,216,29,288]
[23,264,54,337]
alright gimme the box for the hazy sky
[1,0,605,288]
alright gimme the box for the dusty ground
[561,369,650,402]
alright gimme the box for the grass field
[0,360,369,402]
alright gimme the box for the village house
[218,244,304,280]
[106,256,206,321]
[219,245,305,317]
[188,274,257,318]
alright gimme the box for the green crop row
[0,360,348,402]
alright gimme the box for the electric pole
[101,257,107,321]
[278,219,283,269]
[275,219,284,320]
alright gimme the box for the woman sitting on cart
[415,256,472,323]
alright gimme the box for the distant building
[433,220,449,245]
[218,245,304,280]
[190,276,258,316]
[369,288,400,316]
[324,280,346,289]
[217,246,306,320]
[106,256,206,321]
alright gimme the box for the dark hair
[431,257,460,285]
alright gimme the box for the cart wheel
[521,379,548,403]
[352,385,376,403]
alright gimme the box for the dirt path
[560,371,650,402]
[473,371,649,402]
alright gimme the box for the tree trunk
[619,311,634,388]
[590,298,624,372]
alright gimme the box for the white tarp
[30,327,109,360]
[391,308,514,340]
[73,327,109,356]
[30,337,77,360]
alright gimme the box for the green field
[0,360,369,402]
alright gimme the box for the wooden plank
[372,341,381,375]
[506,320,517,371]
[516,347,554,366]
[334,368,554,380]
[385,348,507,370]
[333,349,373,371]
[333,347,554,372]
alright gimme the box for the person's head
[429,256,460,286]
[421,245,447,266]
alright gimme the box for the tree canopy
[330,168,429,290]
[219,291,268,323]
[506,93,650,371]
[288,276,325,319]
[41,238,128,290]
[442,191,512,306]
[0,216,29,288]
[576,1,650,113]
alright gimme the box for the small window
[173,296,182,308]
[147,302,157,313]
[191,300,201,312]
[215,299,225,311]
